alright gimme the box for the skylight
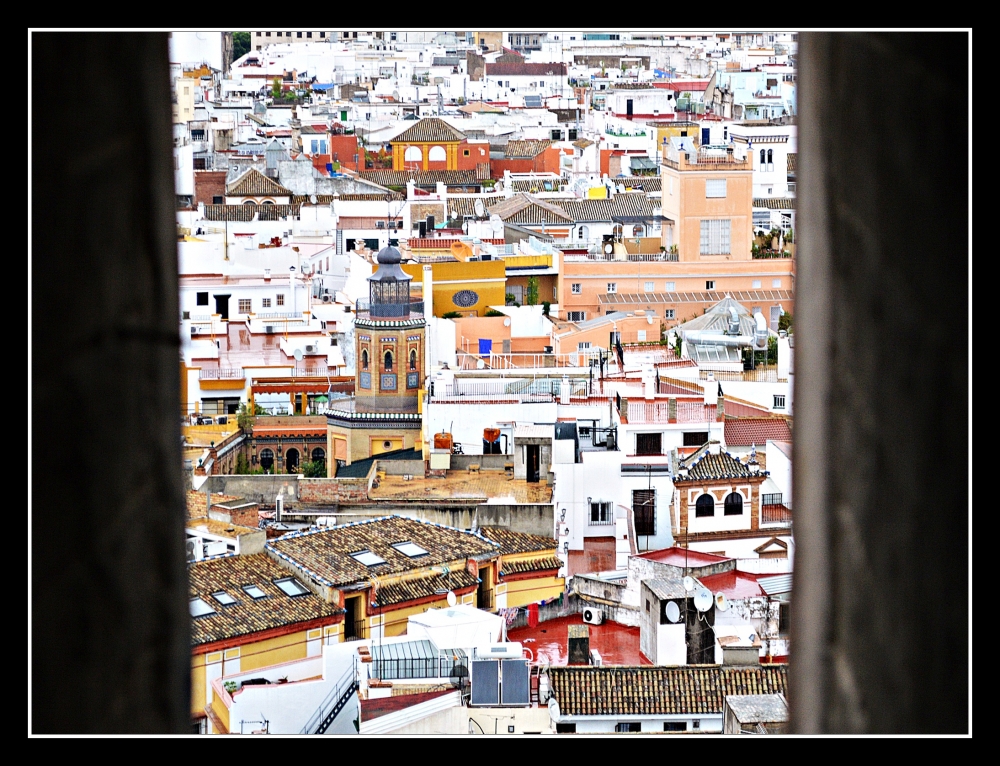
[190,598,216,618]
[242,584,267,599]
[351,550,387,567]
[275,578,310,597]
[212,591,237,606]
[392,541,429,558]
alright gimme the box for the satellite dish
[476,359,485,369]
[682,576,695,592]
[503,318,511,327]
[293,349,303,361]
[665,601,681,623]
[715,592,729,612]
[646,315,654,325]
[474,198,486,217]
[694,587,713,613]
[310,194,318,204]
[447,590,457,607]
[490,215,504,235]
[603,242,613,255]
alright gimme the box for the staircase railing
[300,657,359,735]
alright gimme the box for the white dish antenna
[603,242,614,255]
[694,587,713,613]
[665,601,681,623]
[682,576,695,592]
[476,359,485,369]
[474,198,486,217]
[490,215,504,236]
[715,592,729,612]
[646,315,654,324]
[503,317,511,327]
[447,590,457,607]
[293,348,304,361]
[310,194,318,204]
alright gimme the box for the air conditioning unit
[305,344,317,354]
[583,607,604,625]
[322,294,332,302]
[376,220,385,228]
[265,325,274,334]
[191,326,199,335]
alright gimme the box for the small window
[607,283,617,294]
[276,294,285,306]
[463,149,470,156]
[590,500,612,524]
[665,281,675,292]
[238,298,252,313]
[212,591,237,606]
[664,721,687,731]
[615,722,641,733]
[306,32,312,38]
[752,279,762,289]
[772,278,782,288]
[275,578,310,597]
[665,309,675,319]
[190,598,216,618]
[571,283,582,294]
[212,196,223,204]
[392,541,429,557]
[262,298,271,308]
[705,179,727,198]
[242,584,267,600]
[297,31,303,38]
[196,292,209,306]
[568,311,586,322]
[351,550,387,567]
[644,281,654,292]
[578,342,591,351]
[774,394,786,409]
[695,495,715,517]
[724,492,744,516]
[646,599,650,612]
[706,280,715,290]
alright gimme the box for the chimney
[703,371,718,406]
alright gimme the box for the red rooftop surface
[508,614,652,667]
[635,546,731,567]
[698,569,766,600]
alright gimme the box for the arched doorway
[285,448,300,473]
[259,448,274,473]
[311,448,325,472]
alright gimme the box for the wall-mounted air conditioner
[583,607,604,625]
[265,325,274,334]
[305,344,318,354]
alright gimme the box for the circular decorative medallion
[452,289,479,308]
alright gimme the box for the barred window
[238,298,251,313]
[700,220,731,255]
[276,294,285,306]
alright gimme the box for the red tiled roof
[722,398,773,417]
[361,689,455,722]
[724,417,792,447]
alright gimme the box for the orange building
[390,117,488,172]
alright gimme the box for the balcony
[199,367,245,380]
[624,398,715,424]
[355,299,424,320]
[761,493,792,525]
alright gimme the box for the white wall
[765,439,792,507]
[425,400,557,456]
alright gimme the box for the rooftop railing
[199,367,245,380]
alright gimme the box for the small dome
[376,244,402,264]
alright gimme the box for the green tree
[272,78,281,100]
[235,452,251,474]
[233,32,251,61]
[778,311,793,333]
[767,335,778,365]
[526,276,539,306]
[300,460,326,478]
[236,401,266,432]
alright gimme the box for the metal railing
[478,590,494,611]
[256,311,304,320]
[699,367,782,382]
[355,299,424,318]
[762,493,783,506]
[199,367,245,380]
[455,351,591,371]
[371,656,466,681]
[300,658,358,735]
[343,619,366,642]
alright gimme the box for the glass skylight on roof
[242,584,267,599]
[190,598,216,618]
[212,591,236,606]
[351,550,387,567]
[275,578,310,597]
[392,541,429,558]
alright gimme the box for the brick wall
[194,171,226,207]
[298,477,370,504]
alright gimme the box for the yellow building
[189,553,343,733]
[479,527,565,610]
[401,259,507,317]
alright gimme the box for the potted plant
[769,228,782,250]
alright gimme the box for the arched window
[404,146,422,163]
[361,349,369,370]
[259,448,274,473]
[285,448,299,473]
[261,199,274,205]
[724,492,744,516]
[578,225,589,241]
[243,199,257,206]
[409,349,417,370]
[311,447,325,464]
[632,224,645,237]
[767,149,773,165]
[760,149,766,166]
[384,350,393,371]
[612,223,623,239]
[428,145,446,162]
[695,494,715,517]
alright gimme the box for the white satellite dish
[715,592,729,612]
[293,349,304,361]
[646,315,653,325]
[490,214,504,235]
[474,198,486,217]
[694,587,713,613]
[682,576,695,592]
[503,318,511,327]
[446,590,457,607]
[476,359,485,369]
[665,601,681,623]
[310,194,318,205]
[603,242,613,255]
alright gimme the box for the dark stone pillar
[32,33,190,733]
[792,32,968,734]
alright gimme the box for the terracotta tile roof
[487,193,574,225]
[479,526,558,556]
[188,553,341,646]
[681,450,755,481]
[360,169,487,188]
[504,139,552,158]
[226,167,293,197]
[186,490,245,519]
[617,177,661,193]
[291,192,403,204]
[786,153,796,172]
[203,204,300,221]
[753,197,796,210]
[266,515,499,588]
[391,117,466,144]
[508,178,564,193]
[376,568,480,606]
[724,418,792,447]
[555,193,654,223]
[547,665,788,716]
[722,398,774,418]
[499,555,563,575]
